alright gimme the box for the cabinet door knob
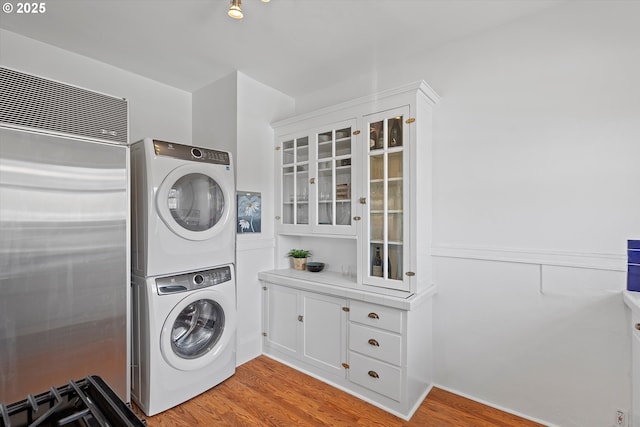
[309,177,315,184]
[636,323,640,331]
[353,216,361,221]
[367,312,379,319]
[359,197,367,204]
[298,315,303,322]
[367,370,379,379]
[368,339,380,347]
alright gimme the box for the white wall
[235,73,294,364]
[0,30,192,144]
[192,73,238,155]
[293,2,639,426]
[194,71,294,364]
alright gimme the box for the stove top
[0,376,146,427]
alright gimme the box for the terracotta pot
[292,257,307,271]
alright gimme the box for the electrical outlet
[616,409,627,427]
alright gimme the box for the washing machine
[131,138,235,277]
[131,264,237,416]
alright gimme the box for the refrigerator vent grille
[0,67,128,144]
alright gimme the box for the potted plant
[287,249,311,271]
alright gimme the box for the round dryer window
[168,173,224,232]
[156,163,234,241]
[171,299,225,359]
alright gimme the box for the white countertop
[624,290,640,315]
[258,269,437,310]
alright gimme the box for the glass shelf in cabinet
[336,128,351,139]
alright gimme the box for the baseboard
[433,384,558,427]
[236,337,262,366]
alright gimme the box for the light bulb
[228,0,243,19]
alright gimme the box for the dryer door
[156,163,234,241]
[160,287,236,371]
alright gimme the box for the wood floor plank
[134,356,545,427]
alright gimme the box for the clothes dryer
[131,264,236,416]
[131,138,235,277]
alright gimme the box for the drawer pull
[367,312,379,319]
[298,315,303,322]
[368,339,380,347]
[367,370,379,379]
[636,323,640,331]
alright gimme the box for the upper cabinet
[363,107,410,293]
[272,81,439,296]
[276,119,358,236]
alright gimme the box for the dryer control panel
[156,265,232,295]
[153,139,230,165]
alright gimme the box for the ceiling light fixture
[228,0,269,20]
[228,0,243,19]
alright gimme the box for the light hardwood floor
[134,356,544,426]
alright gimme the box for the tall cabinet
[260,81,439,420]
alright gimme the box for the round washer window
[171,299,225,359]
[167,173,225,232]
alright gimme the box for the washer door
[160,288,236,371]
[156,163,233,241]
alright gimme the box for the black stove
[0,376,146,427]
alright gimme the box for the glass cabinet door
[315,126,353,230]
[366,110,407,285]
[281,136,309,225]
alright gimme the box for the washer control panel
[153,139,230,165]
[156,265,233,295]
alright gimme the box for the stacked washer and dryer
[130,138,237,416]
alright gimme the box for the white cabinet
[347,301,404,401]
[263,283,348,377]
[633,312,640,427]
[624,291,640,427]
[263,284,299,357]
[272,81,439,296]
[259,273,435,420]
[276,119,357,236]
[263,82,439,420]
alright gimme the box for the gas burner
[0,376,146,427]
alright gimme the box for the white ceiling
[0,0,564,98]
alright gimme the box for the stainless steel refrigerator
[0,67,130,404]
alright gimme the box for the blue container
[628,264,640,292]
[629,250,640,265]
[629,240,640,250]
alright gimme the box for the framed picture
[237,191,261,233]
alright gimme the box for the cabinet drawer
[349,301,402,333]
[348,351,401,401]
[349,323,401,365]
